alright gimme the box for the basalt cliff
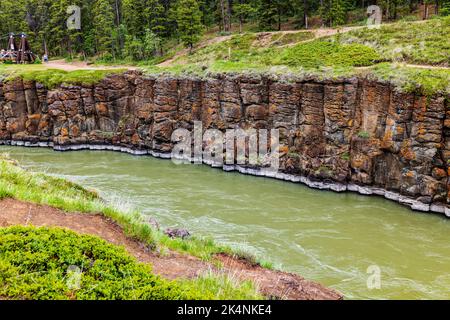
[0,71,449,216]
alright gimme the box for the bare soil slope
[0,198,342,300]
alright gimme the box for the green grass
[369,63,450,95]
[0,226,261,300]
[179,33,259,67]
[271,41,381,69]
[267,32,315,46]
[170,32,380,72]
[339,17,450,66]
[0,65,126,88]
[0,154,272,267]
[182,270,262,300]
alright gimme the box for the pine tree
[328,0,347,26]
[144,0,167,36]
[258,0,278,30]
[92,0,115,56]
[175,0,203,50]
[234,3,256,33]
[442,0,450,15]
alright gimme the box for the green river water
[1,146,449,300]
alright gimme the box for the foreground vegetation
[0,155,266,299]
[0,226,261,300]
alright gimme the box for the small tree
[175,0,203,51]
[143,29,162,57]
[328,0,346,26]
[92,0,115,56]
[258,0,278,31]
[124,35,144,60]
[441,0,450,15]
[234,3,256,33]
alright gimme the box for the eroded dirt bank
[0,71,449,215]
[0,198,342,300]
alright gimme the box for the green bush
[272,41,381,69]
[0,226,205,300]
[357,131,370,139]
[442,0,450,16]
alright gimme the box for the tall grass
[339,17,450,66]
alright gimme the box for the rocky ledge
[0,71,449,216]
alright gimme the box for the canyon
[0,71,449,216]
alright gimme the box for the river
[1,146,449,300]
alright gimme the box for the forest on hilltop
[0,0,449,61]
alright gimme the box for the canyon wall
[0,71,449,215]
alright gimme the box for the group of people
[0,49,16,62]
[0,49,48,63]
[0,33,46,64]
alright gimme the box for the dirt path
[157,35,233,67]
[45,59,136,72]
[45,21,447,71]
[0,198,342,300]
[156,28,351,67]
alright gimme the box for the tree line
[0,0,448,61]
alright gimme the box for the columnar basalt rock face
[0,71,449,215]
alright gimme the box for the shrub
[0,226,206,300]
[272,41,381,69]
[357,131,370,139]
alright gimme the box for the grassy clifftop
[0,226,262,300]
[157,17,449,70]
[0,65,126,89]
[144,17,449,95]
[339,17,450,66]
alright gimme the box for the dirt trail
[156,26,368,67]
[0,198,342,300]
[157,35,233,67]
[44,21,447,71]
[45,59,136,72]
[156,20,444,68]
[156,28,349,67]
